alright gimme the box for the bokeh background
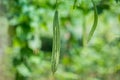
[0,0,120,80]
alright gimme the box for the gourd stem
[56,0,58,10]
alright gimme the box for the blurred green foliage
[3,0,120,80]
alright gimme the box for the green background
[0,0,120,80]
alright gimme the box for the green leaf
[16,63,31,77]
[88,0,98,42]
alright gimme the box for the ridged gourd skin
[51,10,60,74]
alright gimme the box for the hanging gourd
[51,0,60,74]
[88,0,98,42]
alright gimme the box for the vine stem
[56,0,58,10]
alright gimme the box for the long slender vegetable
[88,0,98,42]
[51,10,60,74]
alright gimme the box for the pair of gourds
[51,0,98,74]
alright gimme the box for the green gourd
[88,0,98,42]
[51,10,60,74]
